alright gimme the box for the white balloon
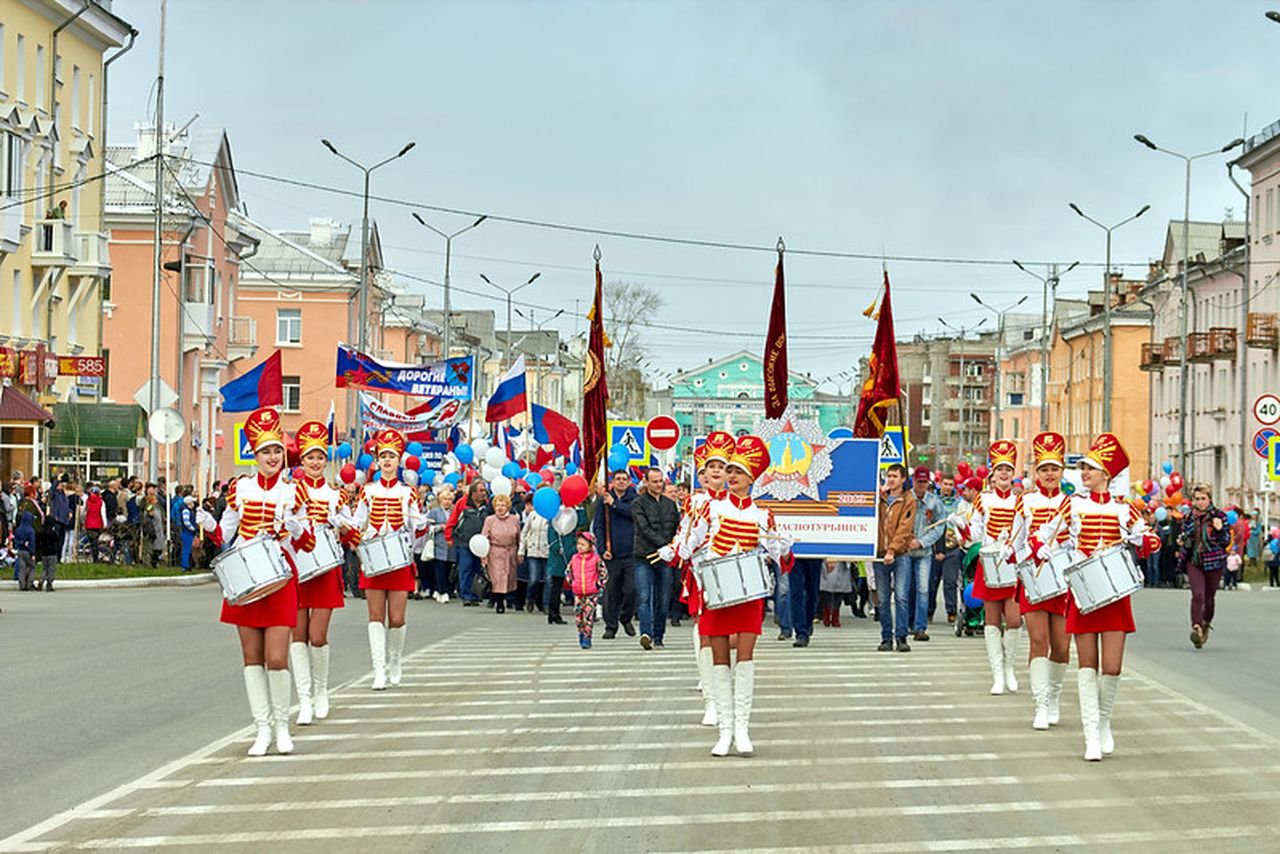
[442,462,457,475]
[484,446,507,468]
[354,470,368,485]
[469,533,491,558]
[1159,475,1171,489]
[433,473,445,487]
[471,439,491,458]
[552,506,578,536]
[482,463,502,482]
[403,469,419,487]
[491,475,513,496]
[401,452,412,466]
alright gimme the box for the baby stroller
[955,542,985,637]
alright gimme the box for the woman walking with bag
[480,493,521,613]
[1178,483,1230,649]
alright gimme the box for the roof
[0,387,56,424]
[234,215,355,281]
[48,402,143,449]
[676,350,819,386]
[105,125,240,214]
[1161,220,1245,270]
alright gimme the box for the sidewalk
[0,574,215,590]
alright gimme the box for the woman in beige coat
[481,493,521,614]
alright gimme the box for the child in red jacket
[565,532,608,649]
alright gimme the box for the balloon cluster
[1132,459,1190,521]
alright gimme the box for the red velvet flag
[852,271,902,438]
[581,249,610,485]
[763,241,788,420]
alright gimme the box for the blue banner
[336,344,473,400]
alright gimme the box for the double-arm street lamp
[1013,260,1078,431]
[1067,203,1149,432]
[1133,133,1244,473]
[480,272,542,370]
[412,213,487,359]
[969,294,1029,440]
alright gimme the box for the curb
[0,573,216,590]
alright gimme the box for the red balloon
[1142,479,1155,494]
[560,474,589,507]
[405,456,421,471]
[339,464,356,484]
[291,466,303,480]
[1165,483,1178,497]
[1169,473,1183,490]
[975,465,989,480]
[540,469,555,484]
[957,461,972,477]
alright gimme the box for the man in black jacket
[632,467,681,649]
[593,470,638,638]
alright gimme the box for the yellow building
[0,1,133,479]
[1047,291,1152,476]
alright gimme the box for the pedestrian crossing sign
[877,426,909,468]
[608,421,650,465]
[233,422,255,466]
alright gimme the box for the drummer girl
[1031,433,1160,761]
[288,420,348,725]
[960,440,1023,696]
[201,407,315,756]
[671,435,793,757]
[351,428,428,690]
[1010,432,1071,731]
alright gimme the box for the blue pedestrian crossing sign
[233,422,255,466]
[877,427,906,468]
[608,421,650,464]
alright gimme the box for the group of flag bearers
[960,429,1159,761]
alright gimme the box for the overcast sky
[108,0,1280,389]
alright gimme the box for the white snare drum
[1066,544,1142,614]
[694,550,774,610]
[978,544,1017,588]
[357,531,413,578]
[1016,548,1073,604]
[294,526,344,584]
[212,536,291,606]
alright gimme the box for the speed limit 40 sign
[1255,394,1280,425]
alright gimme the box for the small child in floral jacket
[565,531,608,649]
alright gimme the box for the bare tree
[603,280,663,373]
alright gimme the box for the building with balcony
[897,332,997,471]
[0,0,134,480]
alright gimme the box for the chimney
[308,217,339,248]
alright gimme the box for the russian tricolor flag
[484,356,527,423]
[219,351,283,413]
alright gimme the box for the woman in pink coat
[480,493,521,614]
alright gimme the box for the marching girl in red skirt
[1031,433,1159,761]
[351,428,427,690]
[288,420,348,725]
[662,431,733,728]
[960,440,1023,695]
[200,407,315,756]
[672,435,793,757]
[1010,431,1071,730]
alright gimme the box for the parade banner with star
[335,344,474,400]
[753,406,881,559]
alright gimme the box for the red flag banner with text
[581,252,610,485]
[763,244,788,420]
[853,271,902,438]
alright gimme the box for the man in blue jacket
[594,469,637,639]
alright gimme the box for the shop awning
[0,386,56,424]
[48,402,144,449]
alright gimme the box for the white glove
[196,508,216,533]
[283,514,306,539]
[657,544,676,564]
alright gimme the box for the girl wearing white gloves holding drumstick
[350,428,428,690]
[199,407,315,757]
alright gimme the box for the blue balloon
[1226,510,1239,525]
[1162,460,1174,475]
[444,472,461,487]
[565,462,579,475]
[1062,482,1075,495]
[357,453,374,471]
[406,441,423,457]
[336,442,353,459]
[610,442,628,457]
[455,444,475,465]
[608,449,629,472]
[422,469,438,485]
[532,486,562,520]
[502,461,522,479]
[1155,506,1169,522]
[963,582,983,610]
[523,472,542,489]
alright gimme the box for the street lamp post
[1013,260,1078,431]
[969,294,1028,440]
[514,306,565,408]
[480,272,542,370]
[1066,203,1149,432]
[939,317,987,461]
[1133,133,1244,474]
[411,213,487,359]
[321,138,414,442]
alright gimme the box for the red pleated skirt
[359,564,415,592]
[1065,592,1135,634]
[699,597,765,637]
[973,564,1018,602]
[298,567,345,610]
[1019,587,1069,616]
[680,565,704,617]
[220,575,298,628]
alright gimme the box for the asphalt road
[1,583,1278,851]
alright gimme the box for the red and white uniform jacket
[660,487,726,564]
[1033,491,1159,561]
[1010,486,1070,564]
[352,476,428,540]
[961,487,1017,548]
[676,492,793,568]
[202,472,313,553]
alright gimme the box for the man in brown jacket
[876,463,917,652]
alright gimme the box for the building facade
[897,333,997,471]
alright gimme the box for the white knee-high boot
[1098,674,1119,755]
[733,660,756,756]
[1078,667,1102,761]
[242,665,272,757]
[1028,657,1050,730]
[698,646,717,726]
[710,664,734,757]
[388,625,406,686]
[983,626,1005,695]
[289,641,314,726]
[367,622,387,690]
[1047,659,1067,725]
[692,624,702,691]
[267,668,294,755]
[310,644,331,720]
[1002,626,1020,693]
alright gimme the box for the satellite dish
[148,407,186,445]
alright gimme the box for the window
[35,44,44,107]
[966,363,984,378]
[71,66,80,130]
[1011,417,1020,438]
[1268,189,1274,234]
[87,73,95,135]
[276,308,301,344]
[0,25,5,92]
[1,133,23,199]
[16,35,25,102]
[1008,392,1024,406]
[281,376,301,412]
[11,270,22,336]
